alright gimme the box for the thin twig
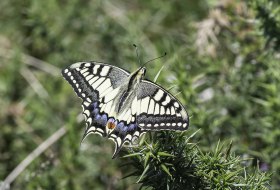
[1,114,83,190]
[1,127,67,190]
[174,91,182,97]
[0,47,60,76]
[153,65,165,83]
[20,68,49,99]
[22,54,61,76]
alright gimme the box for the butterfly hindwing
[135,80,189,130]
[108,122,142,158]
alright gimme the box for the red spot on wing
[107,121,116,129]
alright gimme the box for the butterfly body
[62,62,189,158]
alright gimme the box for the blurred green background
[0,0,279,189]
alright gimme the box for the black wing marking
[62,62,131,158]
[135,80,189,130]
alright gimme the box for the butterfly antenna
[133,44,141,65]
[141,52,167,68]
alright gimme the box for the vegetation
[0,0,278,189]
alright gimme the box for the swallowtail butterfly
[62,61,189,158]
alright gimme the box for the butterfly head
[131,67,146,85]
[139,67,146,77]
[135,67,146,82]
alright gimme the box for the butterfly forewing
[135,80,189,130]
[62,62,130,99]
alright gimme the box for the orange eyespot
[107,121,116,129]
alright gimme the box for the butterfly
[62,61,189,158]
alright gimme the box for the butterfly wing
[107,80,189,155]
[106,79,189,156]
[106,96,143,158]
[62,62,130,156]
[62,62,129,102]
[135,80,189,130]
